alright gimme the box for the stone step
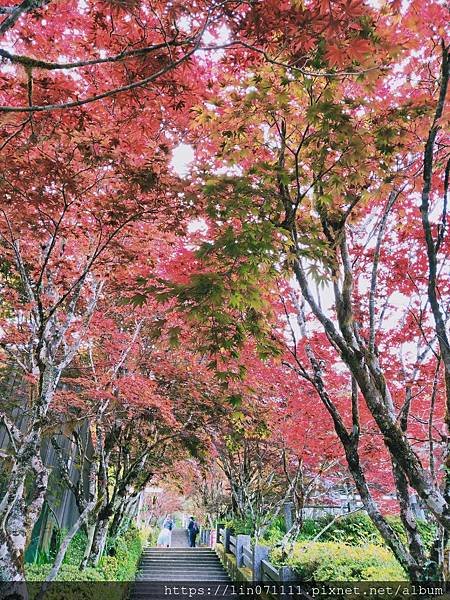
[140,559,222,564]
[139,555,221,559]
[138,570,227,576]
[134,534,229,590]
[144,548,215,555]
[142,553,216,556]
[144,548,214,551]
[140,567,223,571]
[142,553,218,557]
[136,571,229,582]
[139,564,223,573]
[138,569,227,575]
[138,567,229,579]
[139,558,222,563]
[139,563,223,568]
[140,564,222,567]
[143,553,215,556]
[142,553,216,557]
[141,556,217,561]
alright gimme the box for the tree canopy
[0,0,449,585]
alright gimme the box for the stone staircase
[135,547,230,582]
[130,529,231,598]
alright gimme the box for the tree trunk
[0,429,48,581]
[36,502,94,600]
[344,438,421,579]
[88,518,109,566]
[0,497,27,581]
[80,515,98,570]
[293,258,450,530]
[289,296,421,579]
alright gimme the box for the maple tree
[49,304,222,571]
[162,0,450,580]
[0,0,450,586]
[0,26,200,574]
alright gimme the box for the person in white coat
[157,514,174,547]
[157,524,171,547]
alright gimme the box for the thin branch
[429,356,442,481]
[0,412,23,452]
[0,0,50,35]
[0,39,188,70]
[312,506,364,542]
[369,190,400,352]
[0,46,197,113]
[0,1,221,113]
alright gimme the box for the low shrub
[261,515,285,545]
[224,515,254,535]
[25,522,145,600]
[26,563,106,582]
[298,513,436,550]
[63,530,88,565]
[145,526,159,547]
[298,513,381,545]
[224,514,286,542]
[271,541,406,581]
[100,524,144,581]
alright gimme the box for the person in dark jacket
[187,516,199,547]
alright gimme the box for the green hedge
[271,541,406,581]
[25,524,146,589]
[298,513,436,549]
[225,512,435,549]
[100,525,145,581]
[224,514,287,543]
[223,516,254,535]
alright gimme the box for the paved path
[170,527,189,548]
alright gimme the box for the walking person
[163,514,174,547]
[157,514,174,548]
[187,516,199,548]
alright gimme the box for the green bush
[298,513,381,545]
[63,530,88,565]
[224,515,254,535]
[25,524,144,583]
[271,541,406,581]
[26,563,105,582]
[261,515,285,545]
[225,513,286,542]
[146,526,159,547]
[298,513,436,550]
[100,524,144,581]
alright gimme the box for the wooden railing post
[199,527,206,545]
[224,527,232,553]
[216,523,224,545]
[235,534,251,567]
[252,544,269,581]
